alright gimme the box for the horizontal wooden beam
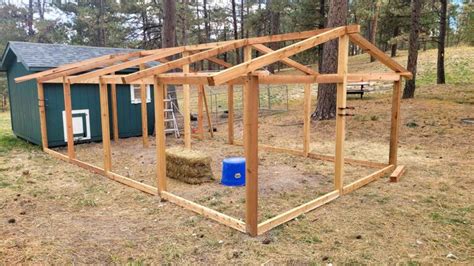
[307,152,389,168]
[342,165,395,194]
[258,190,339,235]
[67,47,185,84]
[161,191,246,233]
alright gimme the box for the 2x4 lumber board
[389,80,402,165]
[161,191,246,233]
[123,40,248,83]
[390,165,406,182]
[99,81,112,172]
[244,75,259,236]
[303,84,311,156]
[182,52,192,149]
[139,64,149,148]
[110,76,119,142]
[39,52,142,82]
[153,77,167,194]
[210,26,348,86]
[15,54,115,83]
[63,79,75,159]
[251,44,318,76]
[37,82,48,149]
[201,85,214,138]
[44,148,157,195]
[207,56,233,68]
[343,165,395,194]
[334,34,349,193]
[233,141,305,157]
[348,33,412,79]
[67,47,184,83]
[257,190,339,235]
[227,84,234,144]
[197,86,204,139]
[307,152,388,169]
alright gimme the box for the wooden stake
[110,74,119,142]
[334,34,349,193]
[244,74,259,236]
[197,85,204,139]
[99,80,112,172]
[153,76,167,194]
[63,78,75,159]
[389,79,402,165]
[37,82,48,149]
[303,83,311,156]
[227,84,234,144]
[183,52,192,149]
[140,64,149,148]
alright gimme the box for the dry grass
[0,46,473,264]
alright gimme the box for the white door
[62,109,91,142]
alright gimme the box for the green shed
[0,42,156,147]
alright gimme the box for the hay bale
[166,147,214,184]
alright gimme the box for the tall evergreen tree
[403,0,422,99]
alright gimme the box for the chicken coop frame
[17,25,411,236]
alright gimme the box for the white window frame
[62,109,91,142]
[130,84,151,104]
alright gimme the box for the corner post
[227,84,234,144]
[63,77,75,159]
[139,64,149,148]
[153,76,167,194]
[244,74,259,236]
[99,79,112,172]
[389,79,402,165]
[37,82,48,150]
[303,83,311,156]
[335,34,349,193]
[183,52,192,149]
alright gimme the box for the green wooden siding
[6,56,155,148]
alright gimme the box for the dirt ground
[1,48,473,264]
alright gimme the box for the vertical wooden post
[197,85,204,139]
[227,84,234,144]
[99,80,112,172]
[183,52,191,149]
[244,75,259,236]
[63,78,75,159]
[110,76,119,142]
[303,83,311,156]
[334,34,349,193]
[140,64,149,148]
[153,76,167,194]
[37,82,48,150]
[389,79,402,165]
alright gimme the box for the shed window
[130,84,151,104]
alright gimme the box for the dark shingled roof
[1,41,140,70]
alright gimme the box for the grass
[0,112,37,153]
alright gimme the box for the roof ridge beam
[67,47,184,84]
[209,26,352,86]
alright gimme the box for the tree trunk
[37,0,45,20]
[268,0,280,73]
[27,0,34,36]
[391,25,400,57]
[312,0,347,120]
[195,2,203,71]
[162,0,178,106]
[203,0,211,70]
[369,1,381,62]
[240,0,245,39]
[231,0,240,64]
[403,0,422,99]
[318,0,325,72]
[437,0,447,84]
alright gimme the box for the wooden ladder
[163,97,180,138]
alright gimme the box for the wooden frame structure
[17,25,411,236]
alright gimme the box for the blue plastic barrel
[221,157,246,186]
